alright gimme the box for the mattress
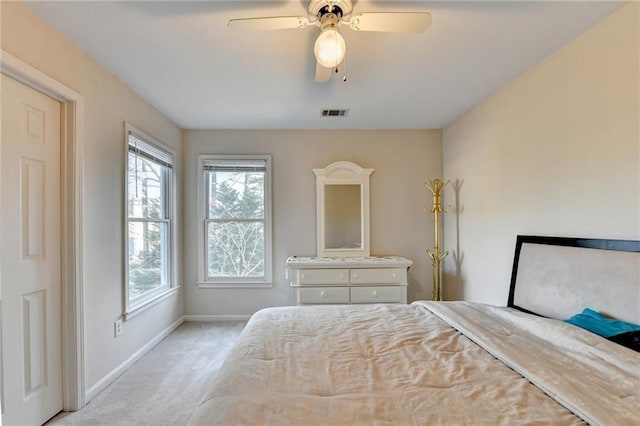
[189,302,639,425]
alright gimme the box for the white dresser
[286,256,413,305]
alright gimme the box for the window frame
[197,154,273,288]
[124,123,178,319]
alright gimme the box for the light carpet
[47,321,246,426]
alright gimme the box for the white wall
[442,3,639,305]
[1,2,184,395]
[184,130,442,316]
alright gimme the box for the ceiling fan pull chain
[343,51,348,82]
[335,29,339,74]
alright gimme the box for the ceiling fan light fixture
[314,29,346,68]
[228,0,433,82]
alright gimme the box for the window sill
[124,286,180,321]
[197,282,273,289]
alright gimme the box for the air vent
[321,109,349,117]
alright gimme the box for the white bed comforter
[189,302,639,425]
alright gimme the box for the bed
[189,236,639,425]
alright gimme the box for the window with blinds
[198,155,272,286]
[125,124,175,310]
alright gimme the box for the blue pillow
[564,308,640,338]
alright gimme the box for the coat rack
[425,179,449,301]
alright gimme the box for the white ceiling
[24,1,623,130]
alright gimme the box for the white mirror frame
[313,161,373,257]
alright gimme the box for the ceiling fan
[228,0,432,83]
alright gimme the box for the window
[198,155,272,287]
[125,124,176,317]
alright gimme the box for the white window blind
[128,132,173,168]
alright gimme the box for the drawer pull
[352,273,359,280]
[300,273,306,280]
[339,273,346,280]
[373,290,380,297]
[392,272,397,279]
[321,291,328,298]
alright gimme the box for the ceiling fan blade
[228,16,311,31]
[315,62,333,83]
[348,12,432,33]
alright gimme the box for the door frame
[1,50,86,411]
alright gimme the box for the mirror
[324,184,362,250]
[313,161,373,257]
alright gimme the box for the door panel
[1,74,63,425]
[22,159,46,260]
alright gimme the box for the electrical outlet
[114,319,123,337]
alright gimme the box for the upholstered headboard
[507,236,640,323]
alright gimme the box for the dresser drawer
[298,269,349,285]
[350,286,403,303]
[350,268,405,284]
[298,287,350,304]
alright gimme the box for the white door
[1,74,63,425]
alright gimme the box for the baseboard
[184,314,251,321]
[84,315,184,403]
